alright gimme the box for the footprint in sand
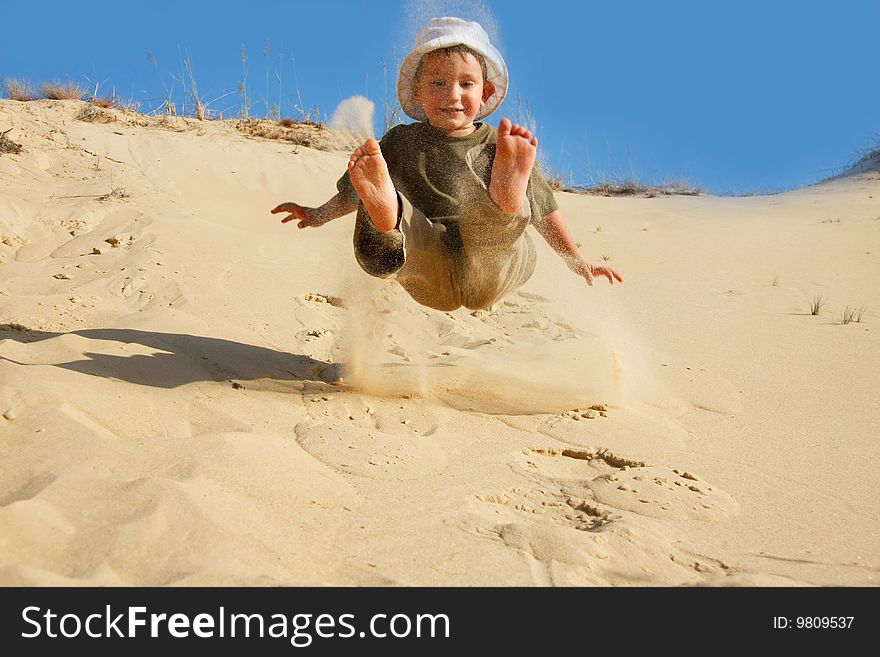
[549,404,611,424]
[294,293,347,335]
[473,447,736,533]
[295,327,338,362]
[47,208,154,259]
[514,448,738,521]
[302,292,346,308]
[467,447,737,584]
[474,488,615,533]
[468,290,580,343]
[293,395,445,480]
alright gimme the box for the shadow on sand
[0,326,341,389]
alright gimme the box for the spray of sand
[329,96,376,141]
[536,269,678,412]
[338,270,430,398]
[338,261,628,415]
[402,0,503,54]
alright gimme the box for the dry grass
[565,178,703,197]
[4,78,37,101]
[43,82,85,100]
[381,54,403,134]
[182,49,206,120]
[236,118,321,146]
[41,81,86,100]
[853,138,879,170]
[820,137,880,181]
[841,306,867,325]
[862,145,880,160]
[0,128,24,155]
[89,95,139,112]
[89,96,116,108]
[545,174,567,192]
[77,105,116,124]
[235,118,361,152]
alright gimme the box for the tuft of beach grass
[4,78,37,101]
[841,306,867,325]
[40,81,86,100]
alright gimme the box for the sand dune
[1,100,877,586]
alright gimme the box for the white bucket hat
[398,16,508,122]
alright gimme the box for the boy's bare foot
[349,138,398,232]
[489,118,538,214]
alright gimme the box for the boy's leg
[348,139,398,233]
[488,119,539,215]
[454,138,538,310]
[349,138,462,310]
[459,230,536,310]
[353,194,462,311]
[352,203,405,277]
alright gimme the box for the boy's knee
[353,209,406,278]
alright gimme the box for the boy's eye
[432,80,444,86]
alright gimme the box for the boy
[271,16,622,311]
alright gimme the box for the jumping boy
[271,16,622,311]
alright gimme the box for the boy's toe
[365,138,382,155]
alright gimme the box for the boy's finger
[275,203,306,214]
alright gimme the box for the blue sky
[2,0,878,195]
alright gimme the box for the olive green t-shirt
[336,121,558,226]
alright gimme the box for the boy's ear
[481,81,496,104]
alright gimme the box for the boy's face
[413,50,495,137]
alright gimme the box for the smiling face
[412,49,495,137]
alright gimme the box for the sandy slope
[1,100,877,586]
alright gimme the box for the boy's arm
[271,193,358,229]
[535,210,623,285]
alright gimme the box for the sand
[1,99,877,586]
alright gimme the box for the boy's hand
[569,258,623,286]
[271,202,328,229]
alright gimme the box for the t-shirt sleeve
[336,167,358,207]
[527,164,559,225]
